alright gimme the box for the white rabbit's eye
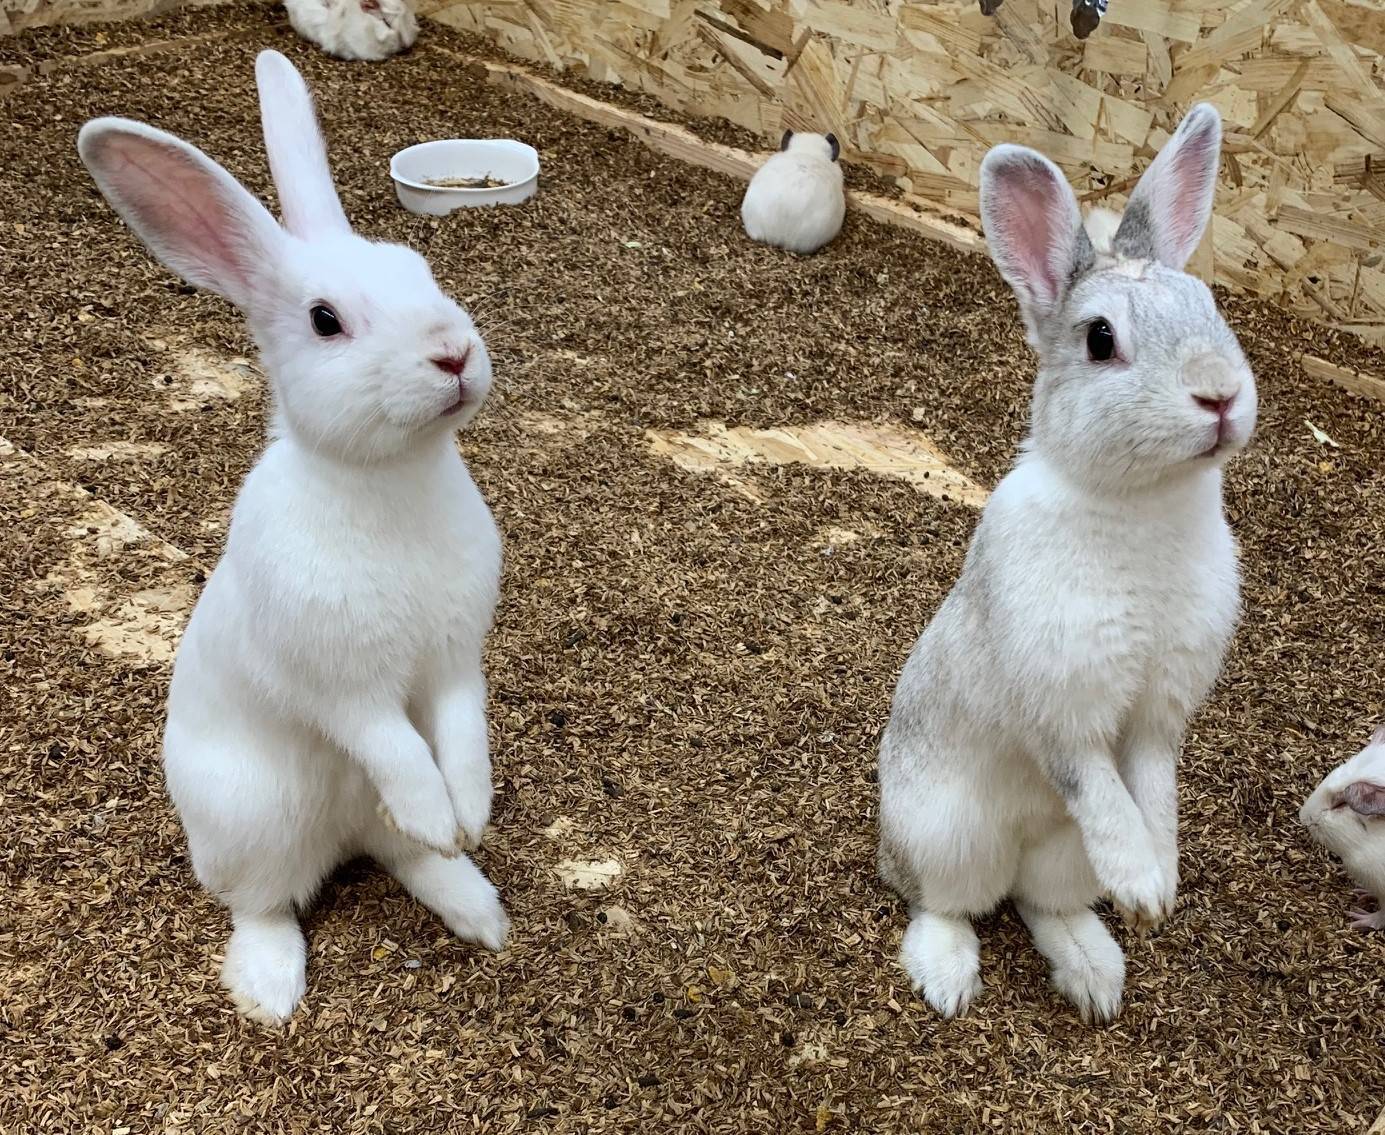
[310,304,343,338]
[1086,318,1115,362]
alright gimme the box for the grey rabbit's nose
[1193,393,1236,417]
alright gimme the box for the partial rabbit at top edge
[285,0,418,62]
[740,129,846,256]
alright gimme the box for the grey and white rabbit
[285,0,418,62]
[740,130,845,255]
[1301,725,1385,930]
[878,104,1256,1022]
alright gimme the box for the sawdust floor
[2,7,1384,1133]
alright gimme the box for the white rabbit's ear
[255,50,350,241]
[1372,722,1385,746]
[980,144,1093,330]
[1114,103,1221,270]
[1344,780,1385,816]
[78,117,283,312]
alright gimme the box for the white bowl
[390,139,540,215]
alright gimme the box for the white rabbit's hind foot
[1018,903,1125,1024]
[900,912,984,1018]
[221,913,307,1026]
[380,848,510,952]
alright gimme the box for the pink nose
[432,352,470,376]
[1193,393,1235,417]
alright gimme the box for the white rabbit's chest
[224,447,501,687]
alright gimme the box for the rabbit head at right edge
[980,104,1258,493]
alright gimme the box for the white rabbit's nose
[432,349,471,377]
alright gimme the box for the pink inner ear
[1345,780,1385,816]
[1159,128,1219,261]
[361,0,382,12]
[97,133,264,302]
[986,158,1075,308]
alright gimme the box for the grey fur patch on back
[1112,197,1155,262]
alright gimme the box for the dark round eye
[310,304,343,338]
[1086,318,1115,362]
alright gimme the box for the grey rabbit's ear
[826,132,840,162]
[780,129,793,151]
[980,143,1093,336]
[1113,103,1220,270]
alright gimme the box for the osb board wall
[1,0,225,35]
[428,0,1385,347]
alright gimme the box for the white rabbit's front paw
[1106,860,1171,933]
[440,755,493,852]
[376,778,463,856]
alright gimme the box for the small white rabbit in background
[878,103,1256,1023]
[740,130,845,255]
[285,0,418,62]
[78,49,506,1025]
[1300,726,1385,930]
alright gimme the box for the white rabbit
[877,104,1256,1022]
[1300,726,1385,930]
[740,130,845,255]
[77,50,506,1025]
[285,0,418,62]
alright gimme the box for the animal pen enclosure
[1,1,1383,1133]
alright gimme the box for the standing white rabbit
[878,104,1256,1022]
[1300,726,1385,930]
[740,130,845,255]
[78,50,507,1025]
[285,0,418,62]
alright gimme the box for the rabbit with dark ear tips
[1071,0,1108,38]
[741,130,846,254]
[826,132,841,162]
[1300,726,1385,930]
[980,0,1004,13]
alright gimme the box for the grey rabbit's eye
[310,304,343,338]
[1086,318,1115,362]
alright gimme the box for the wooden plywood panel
[427,0,1385,345]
